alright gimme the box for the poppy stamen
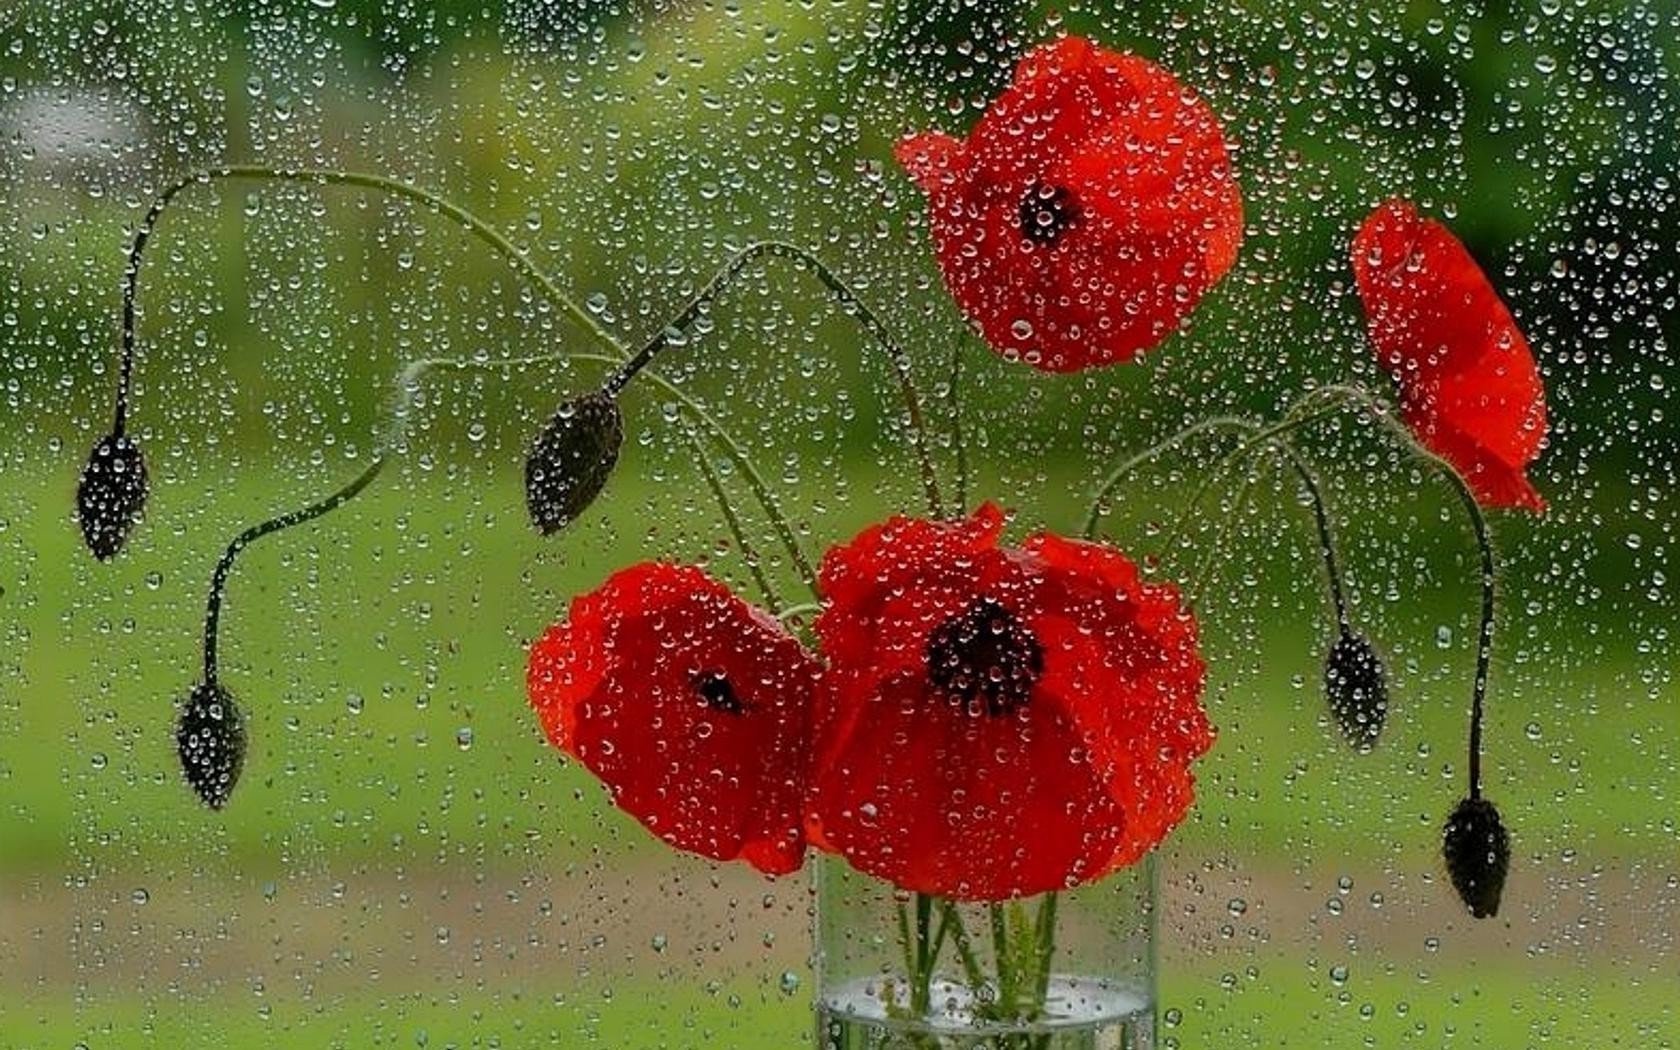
[925,596,1044,717]
[694,670,748,715]
[1018,182,1080,246]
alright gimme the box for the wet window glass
[1,2,1674,1047]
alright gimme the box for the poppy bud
[1442,795,1510,918]
[1323,630,1389,751]
[524,392,623,535]
[76,432,149,560]
[177,681,247,810]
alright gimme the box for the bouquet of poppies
[517,35,1540,1029]
[78,30,1542,1040]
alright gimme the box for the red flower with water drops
[896,35,1244,373]
[527,562,820,875]
[805,503,1212,900]
[1351,199,1548,512]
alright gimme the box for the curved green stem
[1187,453,1267,609]
[1082,415,1261,539]
[949,340,970,513]
[202,352,587,684]
[941,901,989,994]
[1300,384,1497,799]
[574,352,819,599]
[203,457,383,683]
[677,422,780,613]
[605,240,945,519]
[1154,383,1496,802]
[116,165,620,434]
[1270,440,1351,630]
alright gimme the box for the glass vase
[814,855,1156,1049]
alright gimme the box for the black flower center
[925,597,1044,717]
[694,670,746,715]
[1018,181,1080,246]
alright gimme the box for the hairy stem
[604,240,945,518]
[201,352,582,684]
[1302,385,1497,798]
[677,423,780,613]
[116,165,618,433]
[572,352,819,599]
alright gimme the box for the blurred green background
[1,1,1675,1047]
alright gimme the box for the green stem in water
[1032,892,1059,1007]
[989,903,1015,1015]
[913,894,935,1015]
[941,900,990,995]
[114,165,620,435]
[603,239,946,519]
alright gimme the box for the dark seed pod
[1323,630,1389,751]
[1442,796,1510,919]
[177,681,247,810]
[524,391,623,535]
[76,432,149,560]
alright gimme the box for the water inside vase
[817,974,1153,1049]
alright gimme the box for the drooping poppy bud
[524,392,623,535]
[1442,795,1510,918]
[177,681,247,809]
[1323,630,1389,751]
[77,432,149,560]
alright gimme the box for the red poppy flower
[896,35,1244,373]
[805,504,1212,900]
[1351,199,1548,512]
[527,562,820,875]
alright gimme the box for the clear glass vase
[814,855,1156,1049]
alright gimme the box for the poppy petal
[894,131,965,196]
[527,562,820,875]
[899,35,1244,372]
[1352,199,1548,513]
[806,671,1132,900]
[808,506,1212,900]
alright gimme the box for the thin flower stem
[114,165,619,435]
[989,903,1014,1013]
[572,352,820,600]
[949,340,970,513]
[1302,384,1497,799]
[1182,424,1353,631]
[1171,382,1497,801]
[913,894,934,1014]
[776,601,822,623]
[200,352,588,686]
[941,901,989,994]
[1272,440,1351,631]
[603,240,946,519]
[1032,892,1058,1006]
[1081,415,1261,540]
[202,457,383,684]
[1156,403,1343,559]
[677,423,780,613]
[1187,454,1266,609]
[896,900,917,995]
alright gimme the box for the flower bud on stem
[1085,383,1508,915]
